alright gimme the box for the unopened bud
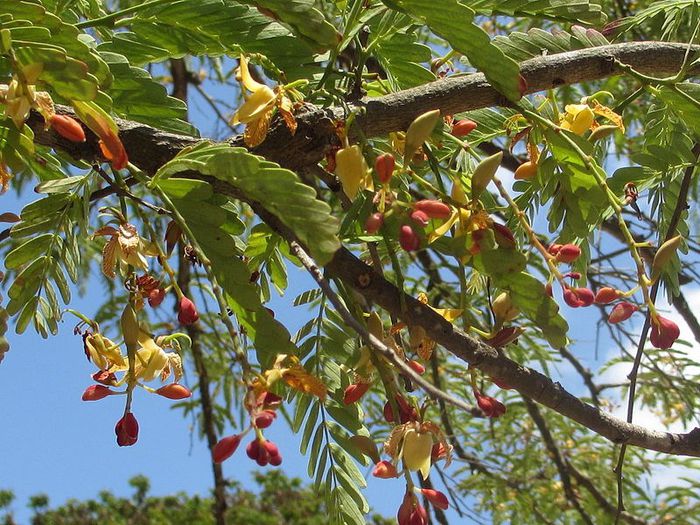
[213,434,242,463]
[155,383,192,400]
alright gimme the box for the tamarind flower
[650,315,680,349]
[93,224,157,278]
[385,421,451,480]
[264,354,327,400]
[231,55,297,147]
[561,104,595,135]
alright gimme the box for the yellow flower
[560,104,595,135]
[133,332,170,382]
[84,333,128,372]
[93,223,156,278]
[265,354,327,400]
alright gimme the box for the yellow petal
[243,110,273,148]
[562,104,594,135]
[282,363,327,400]
[232,86,276,125]
[102,237,117,279]
[402,429,433,479]
[237,55,267,93]
[428,211,458,243]
[335,145,368,200]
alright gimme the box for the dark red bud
[650,315,680,349]
[399,225,420,251]
[178,296,199,325]
[474,391,506,418]
[608,302,638,324]
[115,412,139,447]
[365,212,384,234]
[81,384,113,401]
[148,288,166,308]
[213,434,242,463]
[410,210,430,227]
[254,409,277,429]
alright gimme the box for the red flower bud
[81,384,113,401]
[564,272,581,280]
[451,119,477,137]
[563,287,594,308]
[548,243,562,256]
[372,460,399,479]
[399,225,420,251]
[556,243,581,264]
[397,493,428,525]
[410,210,430,227]
[269,453,283,466]
[263,440,279,458]
[261,391,283,409]
[383,395,417,423]
[518,74,528,97]
[155,383,192,400]
[474,391,506,418]
[343,382,371,405]
[254,409,277,429]
[375,153,395,184]
[608,302,638,324]
[246,438,260,460]
[407,360,425,375]
[413,200,452,219]
[213,434,242,463]
[115,412,139,447]
[650,315,680,349]
[177,296,199,325]
[365,212,384,234]
[419,488,449,510]
[148,288,166,308]
[50,114,86,143]
[545,282,553,297]
[595,287,621,304]
[92,370,118,386]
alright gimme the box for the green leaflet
[1,1,109,101]
[156,177,298,366]
[502,272,569,349]
[97,0,319,79]
[471,0,606,25]
[384,0,522,101]
[241,0,338,51]
[493,26,609,62]
[99,52,198,136]
[154,144,341,266]
[373,30,435,90]
[655,84,700,139]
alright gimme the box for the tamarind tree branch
[20,41,700,458]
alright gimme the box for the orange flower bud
[419,488,449,510]
[514,161,537,180]
[213,434,242,463]
[451,119,477,137]
[155,383,192,400]
[407,360,425,375]
[99,131,129,170]
[50,114,86,143]
[608,302,638,324]
[372,460,398,479]
[374,153,395,184]
[343,382,370,405]
[594,287,621,304]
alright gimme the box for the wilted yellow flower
[231,55,297,148]
[84,333,128,372]
[560,104,594,135]
[93,223,157,278]
[265,354,327,400]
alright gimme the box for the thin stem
[76,0,174,28]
